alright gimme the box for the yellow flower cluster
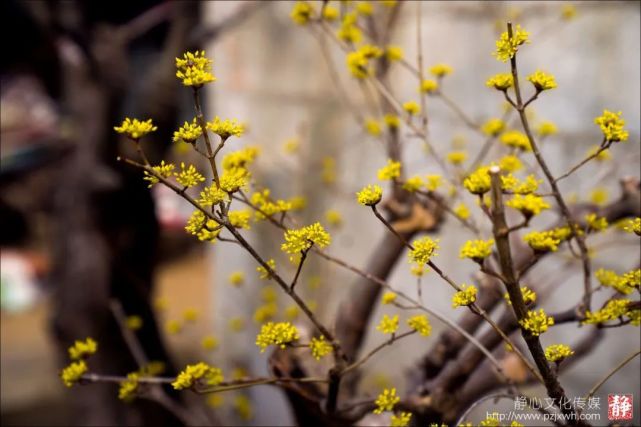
[452,285,477,308]
[185,210,220,242]
[175,51,216,87]
[373,387,400,414]
[407,314,431,337]
[118,372,141,402]
[253,303,277,323]
[355,184,383,206]
[229,210,252,229]
[596,268,640,295]
[523,230,562,252]
[251,189,292,220]
[220,168,249,193]
[429,63,453,77]
[463,166,491,195]
[172,362,224,390]
[337,12,362,43]
[290,1,315,25]
[365,118,382,135]
[506,194,550,217]
[126,315,143,331]
[143,161,175,188]
[257,259,276,280]
[175,163,205,188]
[202,335,219,350]
[222,146,259,171]
[623,217,641,235]
[207,116,244,140]
[346,44,383,78]
[585,213,608,232]
[384,114,400,129]
[173,119,202,143]
[386,45,404,61]
[114,118,157,140]
[61,361,88,387]
[255,322,300,352]
[447,151,467,165]
[527,70,557,91]
[309,335,333,360]
[425,174,442,192]
[391,412,413,427]
[377,159,402,180]
[402,176,423,192]
[520,309,554,336]
[281,222,331,256]
[494,24,530,62]
[420,79,439,94]
[544,344,574,363]
[486,73,514,90]
[500,174,540,195]
[481,118,506,136]
[382,292,397,305]
[459,239,494,262]
[536,121,558,137]
[504,286,537,305]
[68,337,98,360]
[408,236,440,265]
[454,203,471,220]
[500,130,531,151]
[594,110,629,142]
[583,299,638,326]
[198,184,228,206]
[403,101,421,115]
[376,314,399,335]
[499,155,523,172]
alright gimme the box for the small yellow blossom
[207,394,224,408]
[408,236,440,265]
[391,412,413,427]
[463,166,491,195]
[175,51,215,87]
[118,373,140,402]
[355,184,384,207]
[355,1,374,16]
[589,187,608,206]
[253,303,278,323]
[384,114,401,129]
[365,118,382,136]
[201,335,219,350]
[234,394,254,421]
[506,194,550,217]
[500,130,531,151]
[459,239,494,262]
[61,360,88,387]
[429,63,453,78]
[172,119,202,144]
[376,314,399,335]
[504,286,537,305]
[198,184,228,206]
[583,299,636,325]
[527,70,557,91]
[183,308,198,322]
[499,155,523,172]
[386,45,404,61]
[126,315,143,331]
[255,322,300,352]
[486,73,513,91]
[407,314,432,337]
[114,117,157,140]
[172,362,224,390]
[536,121,558,137]
[410,264,426,277]
[494,24,530,62]
[425,174,442,191]
[337,13,362,43]
[229,317,246,332]
[623,217,641,236]
[284,305,300,320]
[175,162,205,188]
[545,344,574,363]
[403,101,421,115]
[481,118,506,136]
[447,151,467,165]
[222,146,259,171]
[377,159,402,180]
[310,335,333,360]
[561,4,577,20]
[257,259,276,280]
[165,320,182,334]
[207,116,244,140]
[452,284,477,308]
[143,161,175,187]
[229,210,252,229]
[585,213,608,232]
[382,292,397,305]
[524,230,562,252]
[68,338,98,360]
[520,309,554,336]
[373,388,400,414]
[281,222,331,256]
[402,175,424,193]
[290,1,315,24]
[324,209,343,227]
[322,5,339,21]
[454,203,471,220]
[501,174,540,195]
[594,110,628,142]
[420,79,439,94]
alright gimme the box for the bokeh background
[1,1,639,426]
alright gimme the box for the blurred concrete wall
[206,2,640,425]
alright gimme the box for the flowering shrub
[60,3,640,426]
